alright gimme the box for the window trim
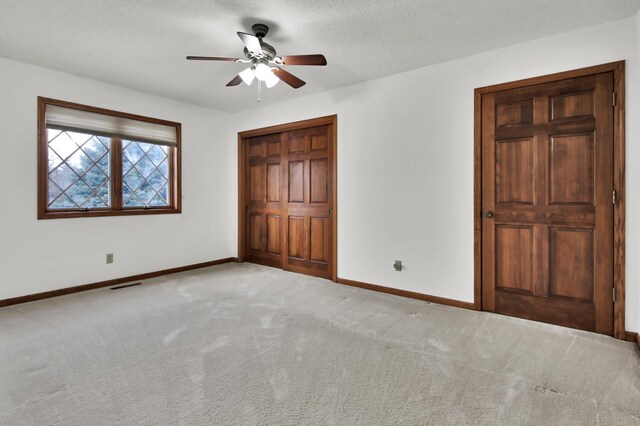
[37,97,182,219]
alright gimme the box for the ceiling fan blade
[273,67,306,89]
[278,55,327,66]
[226,75,243,87]
[186,56,240,61]
[237,32,262,55]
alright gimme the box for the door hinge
[612,189,617,205]
[612,287,616,303]
[613,92,616,106]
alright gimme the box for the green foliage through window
[47,129,111,209]
[46,130,171,210]
[122,140,170,207]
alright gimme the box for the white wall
[1,16,637,334]
[231,17,639,333]
[0,58,236,300]
[636,11,640,336]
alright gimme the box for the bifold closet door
[245,133,284,268]
[282,125,334,279]
[243,123,334,280]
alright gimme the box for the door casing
[238,115,338,282]
[474,61,626,339]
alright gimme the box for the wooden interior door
[481,73,615,334]
[241,117,336,280]
[245,133,284,268]
[282,125,334,279]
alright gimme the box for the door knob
[329,208,333,214]
[484,210,494,218]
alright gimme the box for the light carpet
[0,263,639,425]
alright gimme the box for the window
[38,97,181,219]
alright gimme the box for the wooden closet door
[245,133,284,268]
[482,73,614,334]
[282,125,334,279]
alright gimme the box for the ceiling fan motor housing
[243,41,276,61]
[252,23,269,38]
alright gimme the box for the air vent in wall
[110,282,142,290]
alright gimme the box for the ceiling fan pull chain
[257,80,262,102]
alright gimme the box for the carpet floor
[0,263,639,425]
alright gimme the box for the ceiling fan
[187,23,327,90]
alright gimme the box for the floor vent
[110,282,142,290]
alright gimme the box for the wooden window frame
[37,97,182,219]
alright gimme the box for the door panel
[310,217,329,263]
[550,91,593,120]
[495,139,533,204]
[495,225,533,294]
[266,215,281,255]
[496,100,533,126]
[287,216,306,259]
[482,73,614,334]
[249,214,264,251]
[549,134,593,204]
[266,140,280,157]
[288,161,304,202]
[288,134,305,153]
[266,164,280,202]
[311,133,327,151]
[549,228,594,301]
[310,159,328,203]
[250,164,266,201]
[248,142,264,158]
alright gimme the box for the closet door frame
[238,115,338,282]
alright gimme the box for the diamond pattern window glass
[38,98,181,219]
[47,129,111,209]
[122,141,170,207]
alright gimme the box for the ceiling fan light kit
[239,67,255,86]
[187,23,327,101]
[254,63,280,87]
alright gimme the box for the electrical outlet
[394,260,402,271]
[106,253,114,264]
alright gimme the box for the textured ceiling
[1,0,639,113]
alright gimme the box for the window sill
[38,207,181,220]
